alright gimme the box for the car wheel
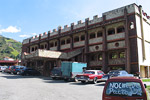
[14,73,17,75]
[93,77,97,84]
[81,81,86,83]
[52,77,56,80]
[64,78,68,82]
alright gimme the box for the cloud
[19,32,37,38]
[0,26,21,33]
[32,33,37,35]
[19,34,30,38]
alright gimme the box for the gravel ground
[0,72,104,100]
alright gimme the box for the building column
[47,31,51,50]
[57,27,61,51]
[102,28,108,73]
[47,41,49,50]
[124,7,131,73]
[84,18,89,67]
[70,23,74,50]
[102,15,108,73]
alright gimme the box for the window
[66,38,70,44]
[55,41,57,46]
[108,28,115,35]
[32,47,34,51]
[45,44,47,49]
[129,22,134,29]
[91,55,96,61]
[97,31,103,37]
[98,54,102,60]
[106,82,143,97]
[74,36,79,42]
[81,35,85,41]
[40,45,44,49]
[35,46,37,51]
[109,52,117,59]
[119,51,125,58]
[90,33,96,39]
[50,42,54,47]
[117,26,125,33]
[61,40,65,45]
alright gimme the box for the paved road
[0,72,105,100]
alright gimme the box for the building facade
[22,3,150,78]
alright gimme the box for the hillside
[0,35,22,60]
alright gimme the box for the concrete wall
[107,41,125,50]
[136,15,150,66]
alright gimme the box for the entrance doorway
[43,60,56,76]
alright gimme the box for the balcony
[89,61,102,66]
[108,58,125,65]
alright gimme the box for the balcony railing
[108,58,125,65]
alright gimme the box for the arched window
[40,45,44,49]
[119,51,125,58]
[90,33,96,39]
[35,46,37,51]
[74,36,79,42]
[91,55,95,61]
[109,52,117,59]
[81,35,85,41]
[61,40,65,45]
[45,44,47,49]
[66,38,70,44]
[98,54,102,60]
[97,31,103,37]
[129,22,134,29]
[50,42,54,47]
[117,26,125,33]
[32,47,34,51]
[108,28,115,35]
[55,41,57,46]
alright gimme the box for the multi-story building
[22,3,150,78]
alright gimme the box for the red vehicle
[75,70,104,84]
[102,77,148,100]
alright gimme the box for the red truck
[102,77,148,100]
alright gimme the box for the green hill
[0,35,22,60]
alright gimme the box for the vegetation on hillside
[0,35,22,60]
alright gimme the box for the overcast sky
[0,0,149,42]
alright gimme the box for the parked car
[20,68,41,76]
[0,66,7,72]
[75,70,104,84]
[50,67,62,80]
[100,70,133,82]
[102,77,148,100]
[11,66,26,75]
[61,61,87,81]
[4,66,13,74]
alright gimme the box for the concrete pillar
[84,18,89,67]
[124,7,131,73]
[70,23,74,50]
[102,15,108,73]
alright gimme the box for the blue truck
[61,61,87,81]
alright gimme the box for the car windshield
[84,71,95,74]
[106,82,143,97]
[108,71,115,75]
[114,71,120,74]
